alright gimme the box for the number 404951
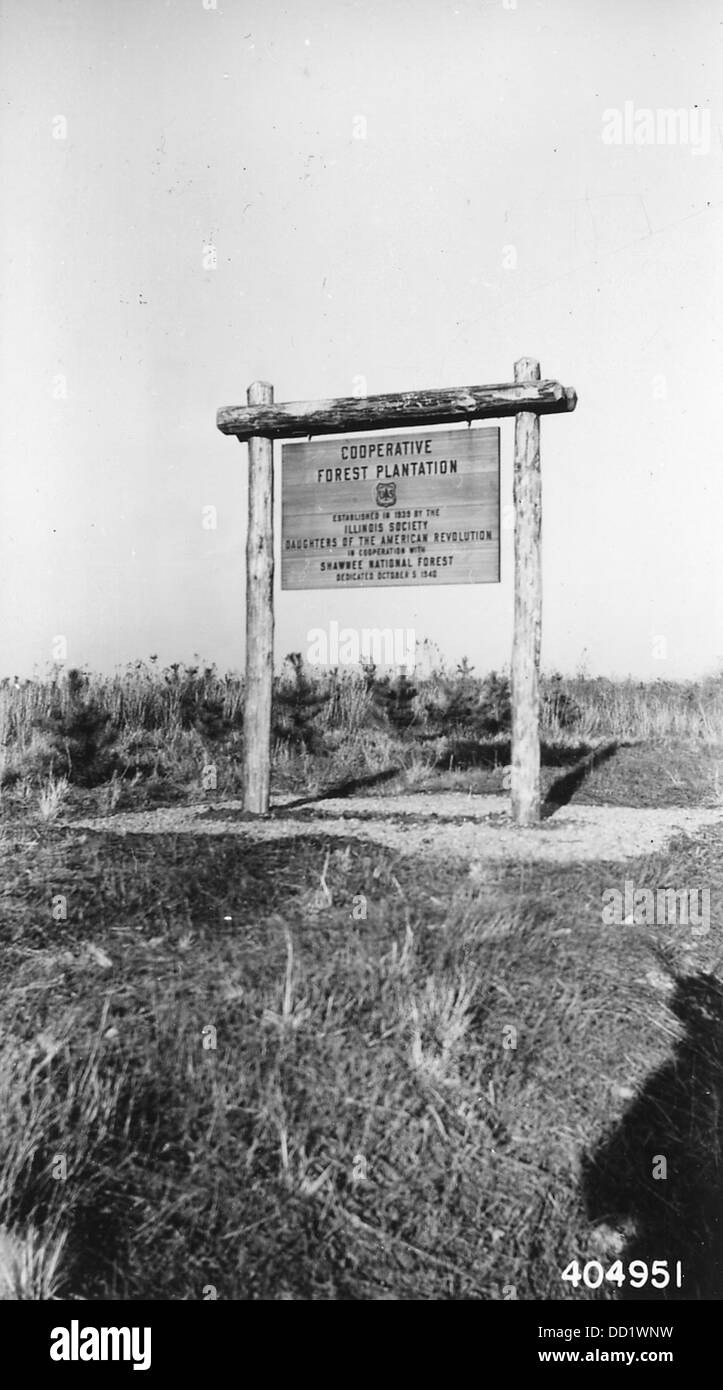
[562,1260,682,1290]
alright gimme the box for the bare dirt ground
[68,792,723,864]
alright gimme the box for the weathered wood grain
[511,358,542,825]
[281,427,500,590]
[242,380,274,815]
[218,379,576,442]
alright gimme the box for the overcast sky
[1,0,721,679]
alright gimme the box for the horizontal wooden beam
[217,379,577,442]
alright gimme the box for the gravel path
[66,794,723,866]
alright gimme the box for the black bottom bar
[3,1296,715,1379]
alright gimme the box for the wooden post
[511,357,542,825]
[242,380,274,814]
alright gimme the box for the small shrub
[162,663,238,740]
[37,775,70,822]
[0,730,57,788]
[476,670,511,735]
[370,671,419,730]
[542,673,582,733]
[34,670,118,787]
[272,655,328,752]
[424,664,511,738]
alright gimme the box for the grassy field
[1,657,722,813]
[0,660,722,1300]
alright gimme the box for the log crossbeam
[217,380,576,443]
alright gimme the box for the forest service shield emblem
[375,481,396,508]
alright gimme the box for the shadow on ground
[433,738,602,773]
[582,972,723,1299]
[273,740,620,816]
[438,737,621,817]
[542,742,619,818]
[273,766,402,812]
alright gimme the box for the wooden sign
[281,426,500,590]
[217,362,577,821]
